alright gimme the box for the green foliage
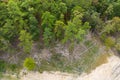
[19,30,33,53]
[103,22,114,34]
[6,0,23,38]
[0,60,19,73]
[23,57,36,70]
[20,0,40,40]
[0,60,6,72]
[112,17,120,32]
[72,6,84,18]
[92,0,112,18]
[103,17,120,34]
[63,21,86,43]
[8,64,19,72]
[58,2,67,14]
[41,11,56,46]
[77,0,92,9]
[113,2,120,17]
[7,0,23,18]
[104,37,115,48]
[63,14,90,43]
[85,11,103,28]
[115,43,120,51]
[28,15,40,40]
[105,4,114,18]
[43,28,54,46]
[63,21,77,43]
[115,38,120,51]
[62,6,90,44]
[54,20,65,41]
[0,36,10,51]
[1,20,16,41]
[42,11,56,29]
[0,2,7,26]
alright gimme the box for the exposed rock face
[19,55,120,80]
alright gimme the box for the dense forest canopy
[0,0,120,53]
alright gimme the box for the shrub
[104,37,115,48]
[115,43,120,52]
[0,60,6,72]
[19,30,33,53]
[54,20,65,41]
[23,57,36,70]
[43,27,54,46]
[9,64,18,71]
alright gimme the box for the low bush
[115,43,120,52]
[0,60,6,72]
[23,57,36,70]
[104,37,115,48]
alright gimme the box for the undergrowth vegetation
[23,57,36,70]
[0,60,19,73]
[38,41,99,74]
[0,60,20,79]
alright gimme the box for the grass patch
[78,46,99,73]
[0,60,20,80]
[0,72,3,79]
[1,75,19,80]
[38,45,99,74]
[90,53,110,71]
[0,60,6,72]
[84,40,93,48]
[0,60,20,72]
[39,53,67,73]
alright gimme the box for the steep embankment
[19,54,120,80]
